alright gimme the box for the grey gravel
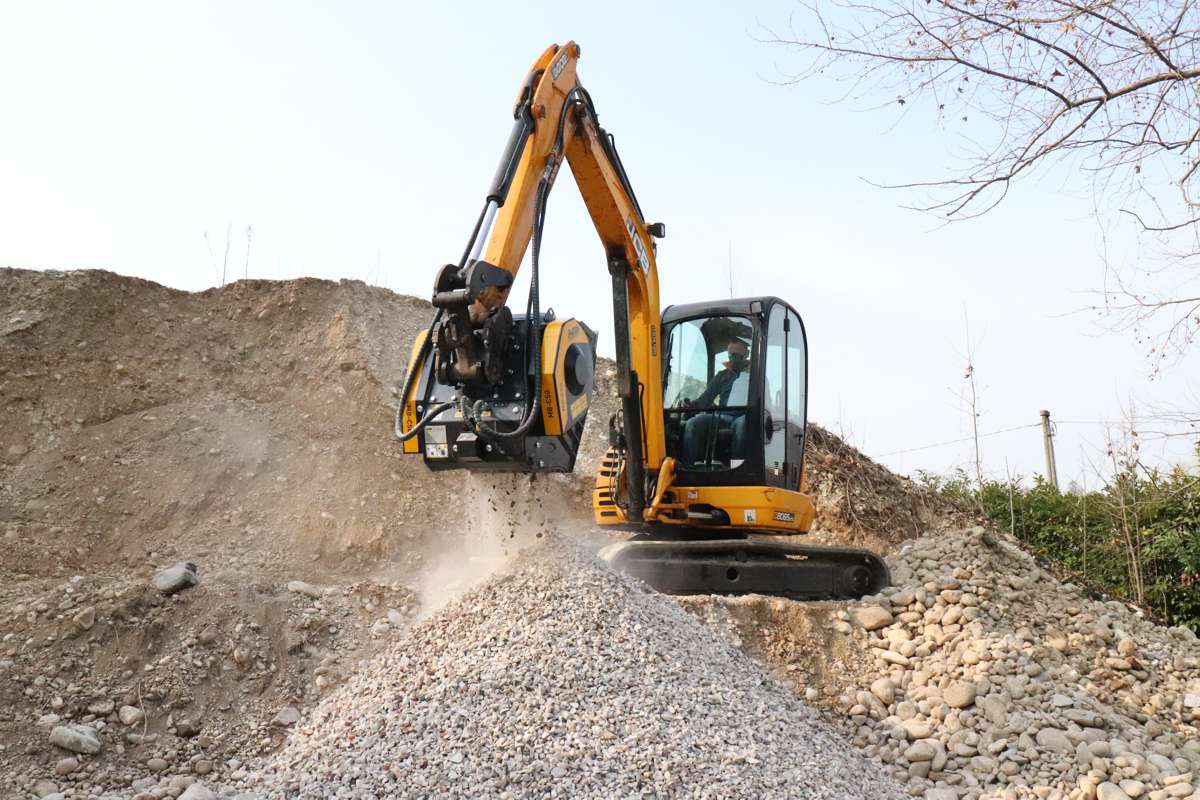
[232,538,904,799]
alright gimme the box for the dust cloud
[413,472,589,618]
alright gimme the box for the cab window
[662,315,756,471]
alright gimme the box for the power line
[1055,420,1200,440]
[876,416,1199,462]
[876,423,1042,458]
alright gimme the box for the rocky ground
[682,527,1200,800]
[1,268,1195,800]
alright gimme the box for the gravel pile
[828,526,1200,799]
[229,538,904,799]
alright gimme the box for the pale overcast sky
[2,1,1197,485]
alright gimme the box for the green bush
[917,465,1200,633]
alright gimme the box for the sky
[2,1,1197,487]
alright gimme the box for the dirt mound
[0,267,939,578]
[803,425,979,552]
[0,268,446,580]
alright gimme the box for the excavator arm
[397,41,664,501]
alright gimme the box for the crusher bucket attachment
[599,538,890,600]
[398,310,598,474]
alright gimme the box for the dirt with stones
[1,268,1195,800]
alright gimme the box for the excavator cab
[596,296,815,533]
[661,298,806,490]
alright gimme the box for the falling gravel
[231,538,904,799]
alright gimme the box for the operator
[681,337,751,467]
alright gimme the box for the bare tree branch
[767,0,1200,360]
[1121,208,1200,232]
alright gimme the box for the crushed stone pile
[228,539,905,800]
[682,526,1200,800]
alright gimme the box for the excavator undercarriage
[600,537,889,599]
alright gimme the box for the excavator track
[599,537,890,600]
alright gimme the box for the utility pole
[962,310,982,497]
[1040,409,1059,490]
[966,362,982,495]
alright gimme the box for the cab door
[763,305,788,488]
[762,303,807,490]
[785,308,807,490]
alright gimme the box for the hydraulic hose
[575,87,644,222]
[395,399,455,443]
[394,194,496,445]
[421,86,594,447]
[393,307,446,442]
[471,174,549,443]
[469,82,589,445]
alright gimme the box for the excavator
[396,42,888,600]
